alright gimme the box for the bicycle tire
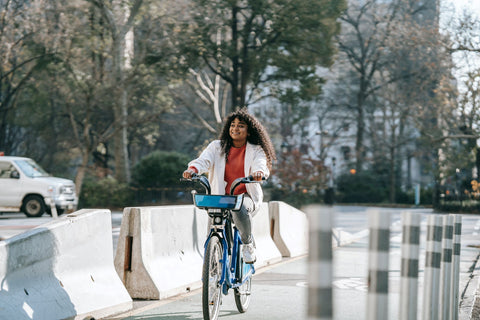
[234,245,252,313]
[202,235,223,320]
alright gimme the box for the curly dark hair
[219,108,277,170]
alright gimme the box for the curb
[465,252,480,319]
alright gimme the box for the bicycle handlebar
[180,173,211,194]
[230,175,266,195]
[180,173,265,195]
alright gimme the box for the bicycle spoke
[203,236,223,320]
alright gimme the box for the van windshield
[14,159,49,178]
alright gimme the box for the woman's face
[229,117,248,145]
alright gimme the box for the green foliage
[395,190,414,204]
[421,188,433,205]
[436,201,480,214]
[336,170,387,203]
[176,0,346,106]
[1,0,465,212]
[268,185,321,209]
[79,177,134,209]
[132,150,190,188]
[336,170,434,206]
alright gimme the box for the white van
[0,156,78,217]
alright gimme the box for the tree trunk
[355,92,365,172]
[112,21,130,183]
[231,6,240,109]
[476,147,480,179]
[93,0,141,184]
[389,145,396,203]
[75,151,90,197]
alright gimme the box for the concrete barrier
[115,203,282,300]
[253,203,283,267]
[114,205,209,300]
[0,209,132,320]
[269,201,308,257]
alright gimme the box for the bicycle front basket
[194,194,244,210]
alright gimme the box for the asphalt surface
[1,207,480,319]
[105,207,480,320]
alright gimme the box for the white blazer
[188,140,269,213]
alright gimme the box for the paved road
[109,206,480,320]
[1,206,479,319]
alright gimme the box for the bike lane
[109,211,480,320]
[110,256,307,320]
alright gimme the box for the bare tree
[336,0,402,172]
[86,0,144,183]
[332,0,457,203]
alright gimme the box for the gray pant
[231,195,255,245]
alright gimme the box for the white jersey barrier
[115,203,282,300]
[269,201,366,255]
[269,201,308,257]
[0,209,132,320]
[114,205,209,300]
[252,203,283,267]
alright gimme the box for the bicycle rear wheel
[234,246,252,313]
[202,236,223,320]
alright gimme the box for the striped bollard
[307,205,333,320]
[399,211,421,320]
[439,215,454,320]
[366,210,391,320]
[422,215,443,320]
[450,214,462,320]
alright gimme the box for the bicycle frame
[203,211,255,295]
[181,173,262,318]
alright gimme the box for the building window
[341,146,351,161]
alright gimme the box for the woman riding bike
[183,108,276,263]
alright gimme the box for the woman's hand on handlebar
[252,171,264,181]
[183,169,197,179]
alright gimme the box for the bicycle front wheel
[202,235,223,320]
[234,247,252,313]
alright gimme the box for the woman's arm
[251,146,269,180]
[183,141,220,178]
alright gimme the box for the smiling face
[229,117,248,147]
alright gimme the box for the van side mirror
[10,170,20,179]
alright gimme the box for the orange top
[224,144,247,195]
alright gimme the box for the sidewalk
[459,242,480,319]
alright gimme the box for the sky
[441,0,480,91]
[442,0,480,21]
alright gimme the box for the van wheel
[22,195,46,218]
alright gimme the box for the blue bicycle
[183,174,261,320]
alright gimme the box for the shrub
[79,177,134,209]
[336,170,387,203]
[395,190,414,204]
[267,182,323,208]
[132,151,190,188]
[421,187,433,205]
